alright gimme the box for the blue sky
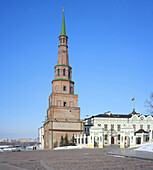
[0,0,153,139]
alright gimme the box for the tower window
[63,38,65,43]
[70,87,73,94]
[63,69,66,76]
[63,86,66,91]
[63,102,66,107]
[58,69,60,76]
[60,39,62,43]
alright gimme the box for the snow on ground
[134,142,153,153]
[0,149,3,152]
[54,145,89,150]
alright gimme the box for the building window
[60,39,62,43]
[147,125,150,131]
[63,102,66,107]
[104,124,108,131]
[57,100,61,106]
[133,124,136,131]
[98,124,101,127]
[118,134,120,140]
[70,87,73,94]
[55,85,59,91]
[117,125,121,131]
[111,124,114,130]
[63,69,66,76]
[85,128,86,132]
[58,69,60,76]
[105,134,108,140]
[63,38,65,43]
[63,86,66,91]
[69,101,74,107]
[140,124,143,129]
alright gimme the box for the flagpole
[132,97,135,112]
[134,96,135,110]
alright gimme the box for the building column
[120,134,125,148]
[99,131,103,148]
[141,133,144,144]
[84,134,86,145]
[80,134,82,144]
[88,135,94,148]
[149,131,152,142]
[76,135,78,145]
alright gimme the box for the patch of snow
[112,155,125,158]
[0,145,11,149]
[134,142,153,153]
[54,145,89,150]
[3,148,13,151]
[0,149,4,152]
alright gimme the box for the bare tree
[145,92,153,115]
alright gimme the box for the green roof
[52,78,74,83]
[61,11,66,36]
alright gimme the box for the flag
[132,97,135,101]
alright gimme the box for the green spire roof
[61,9,66,36]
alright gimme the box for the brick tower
[44,8,83,149]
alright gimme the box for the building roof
[61,8,66,36]
[84,109,152,120]
[93,114,132,119]
[135,129,149,134]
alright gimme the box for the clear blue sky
[0,0,153,139]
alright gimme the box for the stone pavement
[107,147,153,161]
[0,147,153,170]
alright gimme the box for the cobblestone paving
[0,147,153,170]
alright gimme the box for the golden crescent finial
[63,5,65,12]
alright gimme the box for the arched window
[63,102,66,107]
[105,134,108,140]
[58,69,60,76]
[63,86,66,91]
[63,69,66,76]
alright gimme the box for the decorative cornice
[57,64,69,66]
[54,64,72,69]
[52,78,74,83]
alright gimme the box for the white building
[76,109,153,148]
[38,126,44,149]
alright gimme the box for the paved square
[0,147,153,170]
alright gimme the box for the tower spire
[61,6,66,36]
